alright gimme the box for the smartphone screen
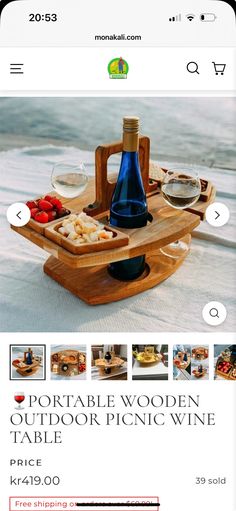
[0,1,235,510]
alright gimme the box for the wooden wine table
[11,176,216,305]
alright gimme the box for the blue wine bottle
[109,117,148,280]
[25,348,33,365]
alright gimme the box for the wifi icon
[186,14,195,21]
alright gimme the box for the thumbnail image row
[9,344,236,382]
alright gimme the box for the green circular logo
[108,57,129,78]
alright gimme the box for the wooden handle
[83,136,154,216]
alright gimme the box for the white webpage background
[0,1,235,511]
[1,333,236,511]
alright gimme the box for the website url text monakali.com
[95,34,142,41]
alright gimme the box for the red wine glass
[14,392,25,410]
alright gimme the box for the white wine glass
[51,161,88,199]
[160,165,201,258]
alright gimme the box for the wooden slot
[199,179,212,202]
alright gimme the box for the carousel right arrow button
[206,202,230,227]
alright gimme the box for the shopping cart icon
[212,62,226,75]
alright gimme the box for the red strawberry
[38,199,53,211]
[50,198,63,210]
[26,200,38,210]
[47,210,57,222]
[44,195,54,202]
[30,207,39,219]
[34,211,49,223]
[79,363,86,372]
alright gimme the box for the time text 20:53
[29,14,58,22]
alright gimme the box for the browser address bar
[0,47,235,92]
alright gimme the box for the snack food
[58,212,114,244]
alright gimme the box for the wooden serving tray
[12,359,39,369]
[51,349,86,376]
[136,353,162,365]
[95,356,124,369]
[51,349,84,364]
[45,218,129,255]
[216,367,236,380]
[192,368,207,378]
[25,194,72,234]
[13,359,40,376]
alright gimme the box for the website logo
[108,57,129,79]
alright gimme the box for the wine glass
[160,165,201,258]
[14,392,25,410]
[51,161,88,199]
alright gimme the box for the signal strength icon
[169,14,182,22]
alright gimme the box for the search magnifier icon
[209,307,219,319]
[202,301,227,326]
[187,61,200,74]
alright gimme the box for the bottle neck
[123,131,139,152]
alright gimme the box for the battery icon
[200,13,217,21]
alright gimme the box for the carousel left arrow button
[7,202,31,227]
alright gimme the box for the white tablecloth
[91,362,127,380]
[132,359,168,379]
[0,145,235,332]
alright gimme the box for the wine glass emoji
[14,392,25,410]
